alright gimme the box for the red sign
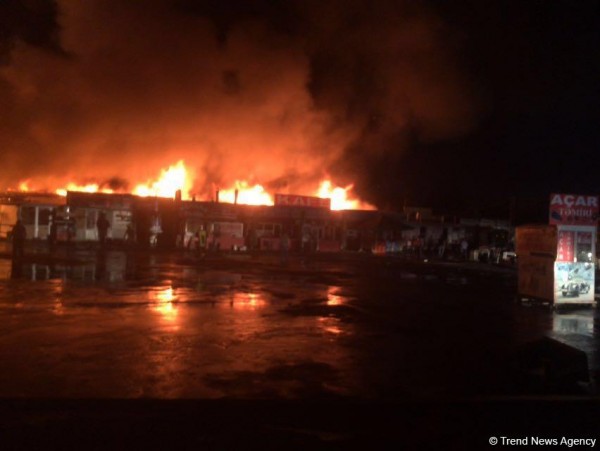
[274,194,331,209]
[549,193,599,225]
[557,230,574,262]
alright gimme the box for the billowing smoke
[0,0,479,205]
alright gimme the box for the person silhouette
[96,212,110,247]
[11,219,27,259]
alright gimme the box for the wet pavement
[1,242,599,447]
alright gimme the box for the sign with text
[549,193,599,225]
[556,230,574,262]
[274,194,331,209]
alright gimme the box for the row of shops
[0,191,512,254]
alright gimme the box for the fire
[219,181,273,206]
[217,179,372,210]
[42,160,191,199]
[316,180,374,211]
[133,160,191,199]
[56,183,113,197]
[12,160,375,210]
[18,180,31,192]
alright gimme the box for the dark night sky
[413,0,599,220]
[1,0,598,221]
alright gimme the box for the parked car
[561,282,590,297]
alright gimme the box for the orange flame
[56,183,113,197]
[18,180,31,192]
[316,180,375,211]
[219,181,273,206]
[13,160,375,210]
[133,160,192,199]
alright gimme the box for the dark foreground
[0,244,599,448]
[2,398,599,450]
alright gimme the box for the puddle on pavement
[326,286,348,306]
[0,259,12,279]
[0,259,360,398]
[1,257,351,321]
[553,310,596,336]
[4,250,596,399]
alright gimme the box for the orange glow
[316,180,374,211]
[317,317,343,335]
[326,286,345,306]
[18,180,31,192]
[56,183,113,197]
[219,181,273,206]
[150,286,179,322]
[133,160,192,199]
[51,279,65,316]
[12,160,376,210]
[230,292,266,310]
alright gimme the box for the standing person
[280,231,290,265]
[136,211,151,249]
[211,224,221,251]
[96,212,110,247]
[247,227,257,251]
[437,236,446,259]
[414,236,423,259]
[11,219,27,259]
[460,239,469,260]
[124,223,135,246]
[301,228,310,253]
[438,229,448,259]
[67,221,75,244]
[310,228,318,253]
[198,226,207,252]
[48,219,58,253]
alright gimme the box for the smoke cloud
[0,0,479,205]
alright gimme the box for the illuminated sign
[549,193,599,225]
[556,230,574,262]
[274,194,331,209]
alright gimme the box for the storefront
[66,192,135,242]
[0,192,65,240]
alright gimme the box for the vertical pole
[34,206,39,239]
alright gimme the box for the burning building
[0,184,413,255]
[1,161,513,260]
[0,192,65,240]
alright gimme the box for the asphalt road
[0,245,598,448]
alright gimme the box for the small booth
[0,192,65,240]
[66,192,135,242]
[516,194,597,306]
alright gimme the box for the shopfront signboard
[274,194,331,209]
[549,193,599,225]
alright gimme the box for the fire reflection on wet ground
[149,285,179,326]
[326,286,346,306]
[0,249,598,399]
[0,250,364,398]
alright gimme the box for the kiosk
[516,194,597,306]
